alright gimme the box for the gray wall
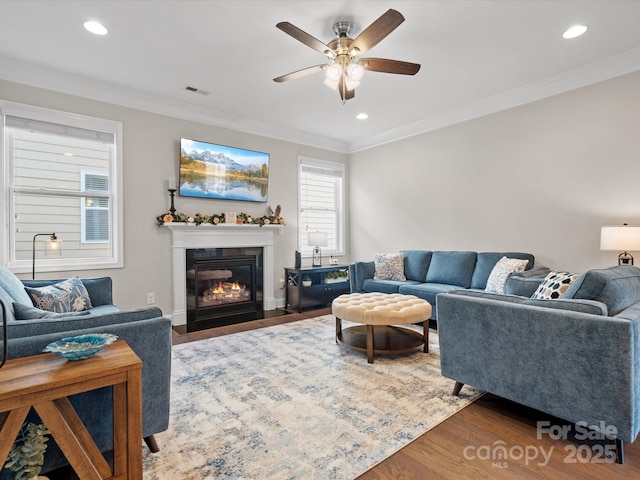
[1,79,348,314]
[349,71,640,273]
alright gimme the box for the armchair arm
[7,307,163,340]
[437,292,640,443]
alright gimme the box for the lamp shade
[600,226,640,251]
[307,231,328,247]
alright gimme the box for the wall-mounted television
[179,138,269,203]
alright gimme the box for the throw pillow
[531,271,580,300]
[485,256,529,293]
[24,276,93,313]
[373,252,406,281]
[13,302,92,320]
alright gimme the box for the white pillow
[373,252,406,281]
[485,256,529,293]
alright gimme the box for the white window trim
[297,156,346,258]
[0,100,124,273]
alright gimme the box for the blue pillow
[24,277,93,313]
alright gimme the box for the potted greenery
[324,270,349,283]
[4,422,50,480]
[302,275,312,287]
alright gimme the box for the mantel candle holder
[168,188,177,216]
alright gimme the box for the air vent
[185,86,199,92]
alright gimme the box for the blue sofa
[437,265,640,462]
[0,268,172,476]
[349,250,548,319]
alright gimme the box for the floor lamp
[32,233,63,279]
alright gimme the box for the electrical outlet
[147,292,156,305]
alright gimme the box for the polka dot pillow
[531,271,580,299]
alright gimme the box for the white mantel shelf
[163,222,283,326]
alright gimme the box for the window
[81,172,109,243]
[1,101,123,273]
[298,157,345,257]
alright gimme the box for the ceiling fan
[273,9,420,102]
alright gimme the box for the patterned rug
[143,315,481,479]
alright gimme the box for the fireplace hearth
[186,247,264,332]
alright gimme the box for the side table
[0,340,143,480]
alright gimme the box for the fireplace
[164,223,280,328]
[186,247,264,331]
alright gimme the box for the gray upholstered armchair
[0,269,172,476]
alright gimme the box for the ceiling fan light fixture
[325,63,342,81]
[323,77,339,91]
[344,76,360,91]
[346,62,365,81]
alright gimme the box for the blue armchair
[0,269,171,476]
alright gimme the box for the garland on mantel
[156,205,285,227]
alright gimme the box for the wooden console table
[0,340,143,479]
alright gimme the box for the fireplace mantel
[164,223,282,326]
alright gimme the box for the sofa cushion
[470,252,535,289]
[563,265,640,316]
[531,271,580,299]
[400,250,432,282]
[399,283,461,308]
[25,277,93,313]
[0,267,33,305]
[373,253,406,281]
[485,257,529,293]
[426,251,477,288]
[13,302,92,320]
[362,278,420,294]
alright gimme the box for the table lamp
[600,224,640,265]
[308,231,328,267]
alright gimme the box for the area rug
[143,315,481,479]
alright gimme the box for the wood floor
[174,308,640,479]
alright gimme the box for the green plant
[4,422,50,480]
[326,270,348,280]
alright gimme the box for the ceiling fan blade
[338,77,355,101]
[276,22,335,57]
[361,58,421,75]
[273,64,327,83]
[350,9,405,55]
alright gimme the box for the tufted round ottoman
[332,292,432,363]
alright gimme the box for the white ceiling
[1,1,640,153]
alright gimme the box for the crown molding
[2,46,639,156]
[347,46,640,153]
[0,56,349,153]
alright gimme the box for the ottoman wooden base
[336,321,427,363]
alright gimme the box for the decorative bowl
[43,333,118,360]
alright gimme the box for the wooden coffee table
[332,292,432,363]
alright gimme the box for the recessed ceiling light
[563,25,587,39]
[356,113,368,120]
[84,21,108,36]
